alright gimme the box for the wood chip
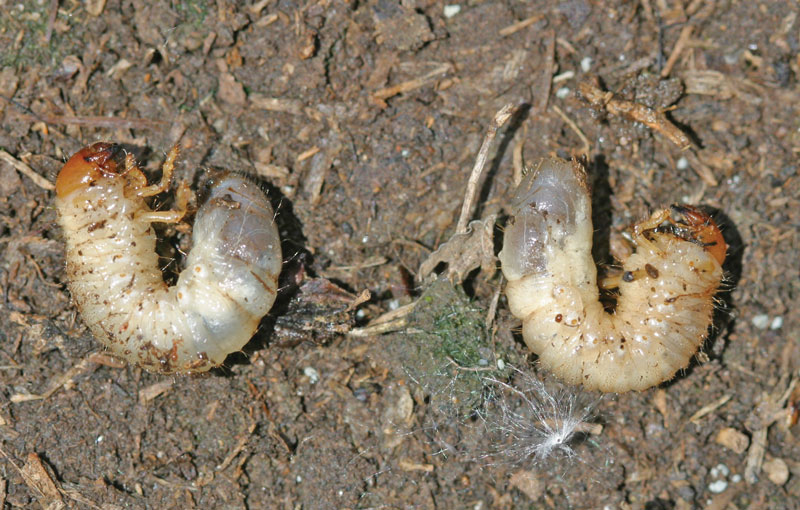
[653,389,669,427]
[139,380,174,404]
[85,0,107,16]
[218,72,246,105]
[250,94,305,116]
[21,453,64,510]
[715,427,749,454]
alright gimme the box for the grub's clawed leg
[136,145,180,198]
[134,146,194,224]
[136,182,193,224]
[629,208,671,254]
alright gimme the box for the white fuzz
[480,368,597,465]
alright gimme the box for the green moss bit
[384,278,511,416]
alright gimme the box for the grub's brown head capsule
[55,142,121,198]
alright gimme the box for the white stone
[751,314,770,329]
[443,5,461,18]
[708,480,728,493]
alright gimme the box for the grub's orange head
[669,205,727,265]
[56,142,123,198]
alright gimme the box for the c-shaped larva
[499,158,726,392]
[56,143,282,373]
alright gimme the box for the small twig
[661,24,694,78]
[45,0,59,43]
[11,112,168,131]
[512,120,527,186]
[551,104,591,155]
[216,421,256,472]
[10,356,96,403]
[579,81,691,149]
[485,282,502,333]
[373,63,452,102]
[498,14,544,37]
[0,150,55,191]
[455,103,517,235]
[535,30,556,113]
[348,302,415,337]
[688,394,731,424]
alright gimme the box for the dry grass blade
[0,150,55,191]
[455,103,517,235]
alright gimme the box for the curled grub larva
[499,158,725,392]
[56,143,282,373]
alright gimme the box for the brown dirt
[1,1,799,509]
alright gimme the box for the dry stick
[0,150,55,191]
[45,0,59,43]
[535,30,556,113]
[11,112,168,131]
[455,103,517,235]
[661,24,694,78]
[499,14,544,37]
[551,104,591,155]
[579,81,691,150]
[373,63,452,101]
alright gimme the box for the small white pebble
[676,156,689,170]
[770,316,783,330]
[555,87,571,99]
[710,466,719,477]
[580,56,593,72]
[496,358,505,370]
[96,435,104,443]
[303,366,320,384]
[296,475,302,483]
[388,298,400,311]
[478,358,488,366]
[361,235,369,244]
[731,474,742,483]
[751,314,770,329]
[708,480,728,493]
[443,5,461,18]
[715,463,730,477]
[401,149,410,157]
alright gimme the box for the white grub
[56,143,281,374]
[499,158,726,392]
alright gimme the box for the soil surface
[1,1,799,509]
